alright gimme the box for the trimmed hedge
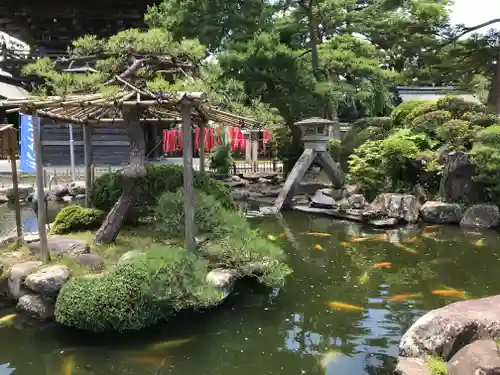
[391,100,427,127]
[89,164,233,217]
[51,205,105,234]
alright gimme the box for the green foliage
[391,101,428,127]
[410,110,452,135]
[346,140,385,199]
[470,141,500,205]
[403,101,438,127]
[425,355,447,375]
[209,145,233,175]
[271,126,303,175]
[436,119,474,148]
[55,246,220,332]
[89,164,233,217]
[461,111,498,127]
[328,139,342,161]
[436,95,485,118]
[51,205,105,234]
[474,124,500,146]
[154,190,292,287]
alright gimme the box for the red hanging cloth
[170,130,177,153]
[162,130,169,153]
[263,129,271,153]
[176,130,183,151]
[231,127,239,151]
[207,128,215,152]
[238,130,246,151]
[163,130,176,153]
[194,128,201,151]
[214,127,223,147]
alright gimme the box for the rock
[371,193,420,223]
[62,195,73,203]
[0,230,18,247]
[257,178,273,184]
[395,357,430,375]
[310,190,337,209]
[259,188,282,198]
[117,250,144,265]
[413,184,428,205]
[27,236,91,258]
[420,201,464,224]
[68,181,86,196]
[347,194,366,209]
[460,204,500,229]
[73,253,105,269]
[437,144,451,164]
[5,184,34,201]
[17,294,54,320]
[8,261,43,299]
[370,218,399,228]
[241,172,278,182]
[0,195,8,204]
[440,151,479,204]
[228,179,249,188]
[319,188,344,201]
[232,189,250,201]
[0,251,24,264]
[49,184,69,201]
[447,340,500,375]
[206,268,238,305]
[399,294,500,360]
[24,265,70,297]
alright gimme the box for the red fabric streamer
[176,130,182,151]
[194,128,201,151]
[263,129,271,153]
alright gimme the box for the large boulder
[310,190,337,209]
[17,294,54,320]
[68,181,86,196]
[49,183,69,201]
[447,340,500,375]
[460,205,500,229]
[440,151,479,204]
[371,193,420,223]
[420,201,464,224]
[24,265,70,297]
[347,194,367,209]
[6,184,34,201]
[8,261,43,299]
[206,268,238,305]
[399,295,500,360]
[27,236,91,258]
[395,357,430,375]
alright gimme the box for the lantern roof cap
[294,117,335,126]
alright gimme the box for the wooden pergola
[0,86,265,261]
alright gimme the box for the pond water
[1,210,500,375]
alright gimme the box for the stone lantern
[268,117,345,213]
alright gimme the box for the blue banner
[19,114,36,173]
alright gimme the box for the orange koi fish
[374,262,391,268]
[424,225,441,230]
[395,243,418,254]
[351,237,370,243]
[389,293,422,303]
[327,301,364,311]
[474,238,485,247]
[62,355,75,375]
[279,233,286,238]
[314,244,325,251]
[339,242,349,247]
[267,235,277,241]
[129,357,164,365]
[431,289,467,297]
[301,232,332,237]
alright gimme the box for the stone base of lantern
[268,148,344,213]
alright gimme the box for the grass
[425,355,447,375]
[496,340,500,352]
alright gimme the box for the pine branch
[437,18,500,52]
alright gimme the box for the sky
[448,0,499,31]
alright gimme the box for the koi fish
[465,231,482,236]
[0,314,16,326]
[424,225,441,229]
[62,355,75,375]
[129,356,164,365]
[149,337,193,351]
[267,235,277,241]
[301,232,332,237]
[350,237,370,243]
[395,243,418,254]
[431,289,467,298]
[374,262,391,268]
[339,242,349,247]
[389,293,422,303]
[327,301,364,311]
[320,349,343,368]
[358,272,370,285]
[279,233,286,238]
[314,244,325,251]
[430,258,453,264]
[474,238,485,247]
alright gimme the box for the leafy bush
[436,95,485,118]
[410,110,452,135]
[271,126,303,175]
[209,145,233,175]
[328,139,341,160]
[347,140,385,199]
[391,100,428,127]
[90,164,233,217]
[55,246,220,332]
[461,111,498,127]
[51,205,105,234]
[474,124,500,146]
[436,119,475,148]
[403,101,438,127]
[470,143,500,205]
[154,190,292,287]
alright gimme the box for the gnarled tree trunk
[94,108,146,245]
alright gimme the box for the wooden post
[244,132,251,162]
[7,127,22,240]
[181,100,195,251]
[33,114,50,263]
[83,124,92,208]
[251,131,258,172]
[199,121,205,173]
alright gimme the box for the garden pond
[0,206,500,375]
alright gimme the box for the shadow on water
[1,209,500,374]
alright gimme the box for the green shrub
[470,143,500,205]
[51,205,105,234]
[328,139,341,160]
[89,164,233,217]
[210,145,233,175]
[347,140,385,199]
[436,95,485,118]
[154,190,292,287]
[55,246,220,332]
[391,100,428,127]
[410,110,452,135]
[461,111,498,127]
[404,101,439,127]
[436,119,473,148]
[272,126,303,175]
[474,124,500,146]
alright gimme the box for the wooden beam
[83,124,93,207]
[199,121,205,173]
[181,100,195,251]
[32,114,50,263]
